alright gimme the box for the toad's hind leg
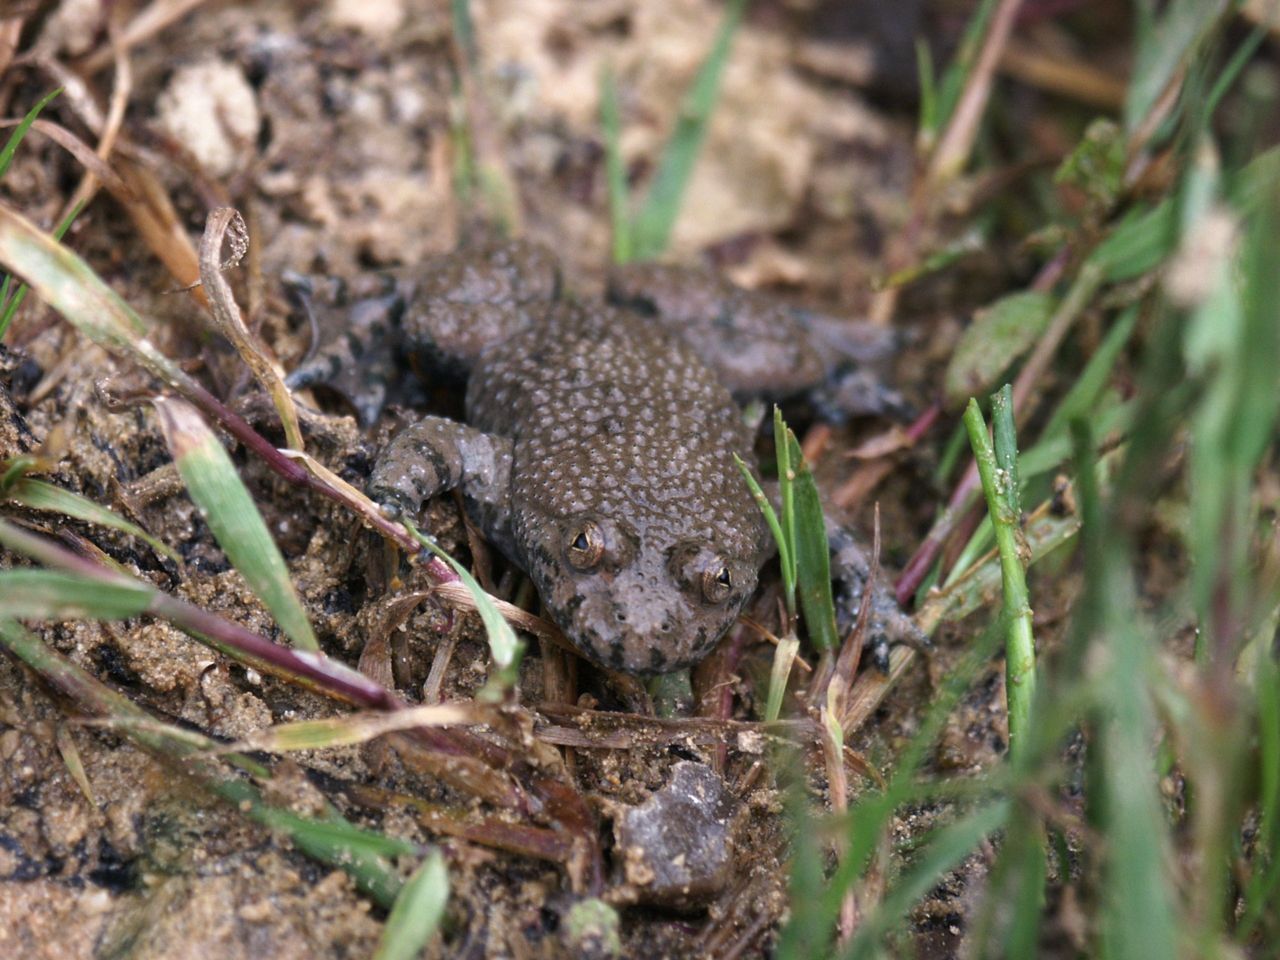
[285,273,408,427]
[400,239,561,379]
[606,262,907,419]
[286,239,561,425]
[828,524,927,673]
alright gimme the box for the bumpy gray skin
[474,303,767,673]
[305,239,914,675]
[606,262,907,418]
[372,294,768,674]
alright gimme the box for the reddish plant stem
[178,378,455,582]
[904,402,942,444]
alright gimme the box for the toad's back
[469,302,758,537]
[466,302,768,672]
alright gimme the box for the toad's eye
[566,521,605,570]
[701,562,733,604]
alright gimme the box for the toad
[289,239,917,675]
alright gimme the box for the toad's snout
[550,569,724,676]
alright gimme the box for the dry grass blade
[819,703,855,943]
[765,635,800,723]
[0,617,414,907]
[0,519,564,823]
[0,202,197,386]
[221,702,489,754]
[817,506,879,726]
[199,207,303,450]
[432,580,561,648]
[999,40,1127,109]
[18,119,133,198]
[79,0,212,75]
[0,202,433,558]
[535,702,820,752]
[402,519,521,698]
[0,18,22,78]
[0,518,389,705]
[349,782,578,865]
[843,500,1083,736]
[278,449,454,579]
[927,0,1026,187]
[54,724,94,806]
[112,153,203,296]
[59,17,131,223]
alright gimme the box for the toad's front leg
[368,415,514,549]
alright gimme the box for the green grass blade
[734,451,791,602]
[0,198,85,340]
[1069,419,1179,959]
[777,785,839,960]
[1040,306,1138,443]
[0,570,153,619]
[1204,22,1270,123]
[1125,0,1227,134]
[963,394,1036,761]
[1087,201,1178,281]
[600,66,632,265]
[239,799,413,905]
[0,89,76,342]
[915,37,938,142]
[1100,629,1178,960]
[773,407,797,610]
[990,385,1022,517]
[0,88,61,181]
[211,775,417,904]
[966,804,1048,956]
[943,398,1130,587]
[1229,145,1280,211]
[1241,651,1280,936]
[401,517,522,696]
[373,850,450,960]
[1088,146,1280,283]
[843,800,1011,960]
[5,476,180,563]
[788,431,838,653]
[0,204,211,398]
[778,621,1005,954]
[154,397,318,651]
[0,617,412,906]
[451,0,476,66]
[629,0,748,260]
[0,274,12,338]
